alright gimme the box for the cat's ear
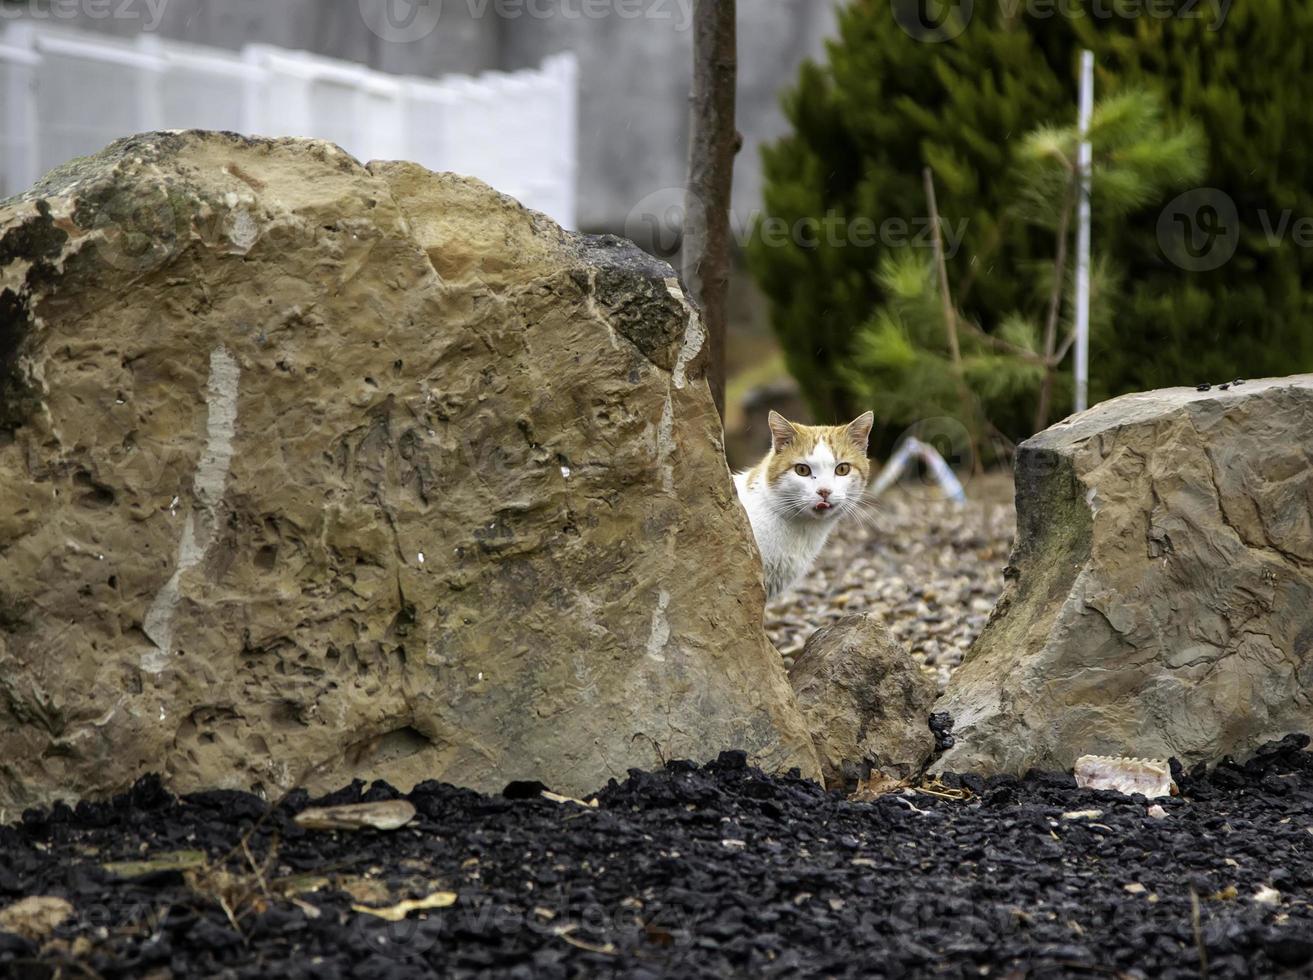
[767,411,798,453]
[845,411,875,453]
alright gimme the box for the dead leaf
[554,924,616,954]
[294,800,417,832]
[540,790,598,808]
[0,896,74,940]
[273,873,331,896]
[338,876,393,905]
[911,778,973,802]
[102,849,207,879]
[351,890,457,921]
[893,796,929,815]
[850,772,908,800]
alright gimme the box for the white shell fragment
[1253,885,1282,906]
[1073,755,1177,799]
[294,799,417,832]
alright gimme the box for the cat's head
[761,410,875,522]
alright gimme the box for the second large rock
[935,376,1313,774]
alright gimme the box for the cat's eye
[794,464,812,477]
[835,463,852,476]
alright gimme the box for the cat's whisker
[842,499,893,532]
[851,513,892,534]
[850,493,886,514]
[847,510,889,533]
[845,507,887,522]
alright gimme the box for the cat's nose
[817,488,832,500]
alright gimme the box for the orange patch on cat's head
[762,411,874,484]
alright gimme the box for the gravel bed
[766,472,1017,687]
[4,737,1313,978]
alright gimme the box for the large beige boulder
[935,376,1313,774]
[0,131,820,811]
[789,615,936,791]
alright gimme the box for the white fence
[0,25,578,228]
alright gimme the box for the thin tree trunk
[683,0,738,421]
[922,167,982,474]
[1035,176,1077,432]
[922,167,961,367]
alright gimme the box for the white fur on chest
[733,470,837,600]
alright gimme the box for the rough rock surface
[935,376,1313,774]
[789,614,935,790]
[0,130,820,810]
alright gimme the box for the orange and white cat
[733,410,874,600]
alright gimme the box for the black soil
[4,736,1313,979]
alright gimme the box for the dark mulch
[3,736,1313,979]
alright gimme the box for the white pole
[1074,50,1094,413]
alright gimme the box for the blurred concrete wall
[501,0,839,232]
[17,0,497,75]
[17,0,840,232]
